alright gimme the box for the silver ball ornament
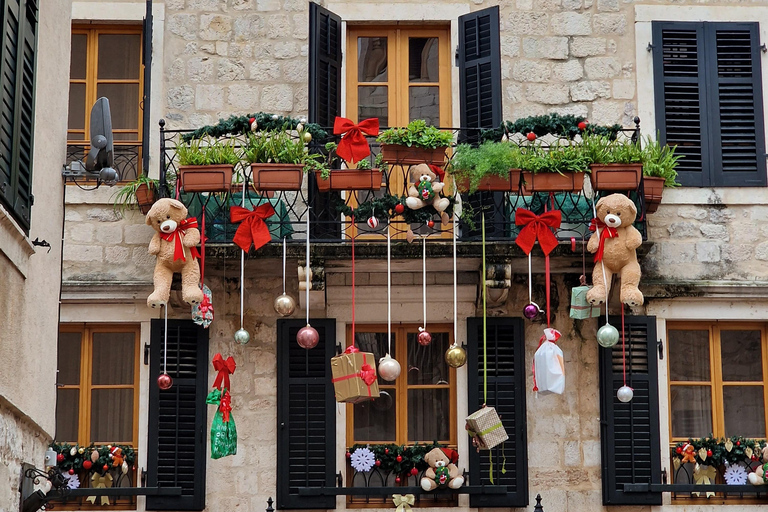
[234,328,251,345]
[617,385,634,403]
[378,354,401,381]
[297,324,319,349]
[274,293,296,317]
[597,324,620,348]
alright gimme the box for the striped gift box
[465,406,508,450]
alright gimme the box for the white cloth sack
[533,328,565,395]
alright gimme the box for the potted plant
[112,173,159,216]
[584,134,643,191]
[377,119,453,166]
[641,136,681,213]
[449,141,524,193]
[521,143,590,193]
[244,127,310,191]
[177,137,240,192]
[312,142,386,192]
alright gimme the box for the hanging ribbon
[219,390,232,422]
[159,218,201,262]
[212,353,236,391]
[333,116,379,163]
[589,218,618,262]
[230,203,276,252]
[392,494,414,512]
[514,209,562,255]
[86,472,113,505]
[692,464,717,498]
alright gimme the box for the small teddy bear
[420,447,464,491]
[405,163,450,216]
[586,193,643,307]
[146,198,204,308]
[110,447,124,468]
[748,446,768,485]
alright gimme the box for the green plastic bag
[206,389,237,459]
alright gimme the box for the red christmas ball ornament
[395,477,401,483]
[375,460,381,467]
[157,373,173,390]
[56,453,65,463]
[103,464,109,471]
[68,468,75,475]
[396,455,403,462]
[297,325,320,349]
[578,120,588,130]
[385,448,389,454]
[753,455,758,461]
[346,451,351,458]
[395,203,405,214]
[737,441,741,446]
[676,446,682,454]
[410,467,418,476]
[417,329,432,346]
[427,220,435,228]
[83,460,92,470]
[526,132,537,141]
[707,449,713,457]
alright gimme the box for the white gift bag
[533,328,565,395]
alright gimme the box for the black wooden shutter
[0,0,37,232]
[466,317,528,508]
[276,319,336,510]
[598,315,662,506]
[146,320,208,511]
[458,6,501,134]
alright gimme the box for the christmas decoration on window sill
[392,493,414,512]
[87,472,113,505]
[671,436,764,468]
[421,447,463,491]
[347,443,446,476]
[350,447,376,473]
[723,463,749,486]
[48,443,137,473]
[181,112,328,144]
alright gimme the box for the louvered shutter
[146,320,208,511]
[466,317,528,508]
[598,315,662,506]
[458,6,502,136]
[276,319,336,510]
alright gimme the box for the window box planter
[135,183,156,214]
[642,176,665,213]
[380,144,447,166]
[521,171,583,193]
[250,163,304,191]
[179,164,234,193]
[455,169,523,193]
[315,169,384,192]
[589,163,643,191]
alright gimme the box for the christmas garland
[671,436,763,467]
[181,113,328,143]
[50,442,137,473]
[347,443,444,475]
[333,194,456,224]
[480,113,623,143]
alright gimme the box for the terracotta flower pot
[135,183,156,214]
[642,176,665,214]
[521,171,584,193]
[179,164,234,192]
[250,163,304,191]
[455,169,524,193]
[589,163,643,191]
[380,144,447,166]
[315,169,383,192]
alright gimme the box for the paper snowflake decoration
[724,464,748,485]
[64,473,80,489]
[350,448,375,473]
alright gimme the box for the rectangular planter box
[315,169,383,192]
[250,163,304,191]
[179,164,234,193]
[589,163,643,191]
[455,169,523,193]
[380,144,447,166]
[521,171,583,193]
[642,176,665,214]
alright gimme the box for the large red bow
[589,218,618,262]
[219,390,232,423]
[212,353,236,391]
[333,116,379,163]
[159,218,201,262]
[230,203,276,252]
[359,363,376,386]
[514,209,562,255]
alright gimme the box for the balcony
[67,143,142,182]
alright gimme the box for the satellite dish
[85,97,118,185]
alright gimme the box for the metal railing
[67,143,142,182]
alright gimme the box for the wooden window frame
[345,323,457,447]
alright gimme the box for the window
[652,21,766,187]
[68,25,143,181]
[0,0,37,233]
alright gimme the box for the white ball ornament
[70,447,77,456]
[122,461,129,475]
[366,216,379,229]
[234,328,250,345]
[617,385,634,403]
[272,114,279,120]
[597,324,620,348]
[378,354,401,382]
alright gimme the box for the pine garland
[333,194,455,224]
[671,436,763,467]
[480,113,624,143]
[347,443,445,475]
[50,442,137,472]
[180,113,328,143]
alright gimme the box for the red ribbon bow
[589,218,618,262]
[359,363,376,386]
[212,353,236,391]
[230,203,276,252]
[333,116,379,164]
[344,345,360,354]
[514,209,562,255]
[159,218,201,262]
[219,390,232,423]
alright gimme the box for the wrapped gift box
[330,348,380,403]
[466,406,508,450]
[570,286,600,319]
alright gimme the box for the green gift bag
[569,286,600,319]
[206,389,237,459]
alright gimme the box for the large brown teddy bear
[420,447,464,491]
[405,164,450,216]
[586,193,643,306]
[146,198,204,308]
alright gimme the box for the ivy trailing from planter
[480,113,623,143]
[181,113,328,143]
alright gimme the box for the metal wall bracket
[657,338,664,360]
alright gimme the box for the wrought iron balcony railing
[67,143,142,183]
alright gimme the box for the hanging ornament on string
[192,206,214,328]
[379,223,401,382]
[233,183,250,344]
[274,237,296,316]
[588,197,619,348]
[297,210,319,349]
[615,307,633,402]
[417,236,431,346]
[158,304,173,390]
[445,212,466,368]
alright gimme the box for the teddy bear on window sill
[420,447,464,491]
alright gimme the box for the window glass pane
[723,386,765,437]
[97,83,139,130]
[98,34,141,80]
[670,385,712,438]
[407,332,449,385]
[354,390,396,441]
[57,331,81,385]
[355,332,394,385]
[409,87,439,125]
[113,132,141,142]
[91,389,133,443]
[56,389,79,442]
[70,34,87,80]
[358,85,387,128]
[92,332,135,385]
[721,330,762,382]
[409,37,439,82]
[668,329,710,381]
[68,83,86,132]
[358,37,387,82]
[408,388,449,441]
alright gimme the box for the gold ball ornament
[445,345,467,368]
[303,132,312,143]
[78,448,85,455]
[274,293,296,317]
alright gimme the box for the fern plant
[449,142,524,192]
[376,119,453,149]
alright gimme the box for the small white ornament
[350,447,376,473]
[70,447,77,456]
[296,123,304,132]
[250,120,258,132]
[724,464,748,485]
[272,114,279,120]
[122,461,129,475]
[617,385,634,403]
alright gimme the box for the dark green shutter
[146,320,208,511]
[0,0,37,232]
[599,315,662,506]
[276,319,336,510]
[466,317,528,508]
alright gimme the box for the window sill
[298,485,510,497]
[660,187,768,206]
[0,202,34,277]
